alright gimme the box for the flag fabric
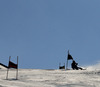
[8,61,18,69]
[67,54,73,60]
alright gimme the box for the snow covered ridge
[0,63,100,87]
[86,62,100,70]
[0,69,100,87]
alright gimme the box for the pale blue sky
[0,0,100,69]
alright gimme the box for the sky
[0,0,100,69]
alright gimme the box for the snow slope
[0,68,100,87]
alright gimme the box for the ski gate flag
[67,54,73,60]
[8,61,18,69]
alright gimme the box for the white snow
[87,62,100,71]
[0,66,100,87]
[0,65,7,70]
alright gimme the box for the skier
[71,60,83,70]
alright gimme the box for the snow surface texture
[0,65,100,87]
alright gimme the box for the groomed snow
[0,67,100,87]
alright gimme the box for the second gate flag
[8,61,18,69]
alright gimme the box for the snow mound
[0,65,7,69]
[86,62,100,70]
